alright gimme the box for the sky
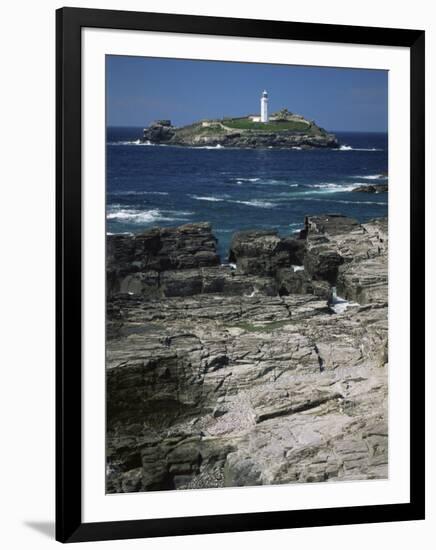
[106,56,388,132]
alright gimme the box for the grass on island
[222,118,316,133]
[197,124,226,134]
[173,117,328,138]
[175,123,226,137]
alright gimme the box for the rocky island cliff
[142,109,339,149]
[106,215,388,492]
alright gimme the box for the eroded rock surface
[106,216,388,492]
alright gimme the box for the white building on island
[250,90,269,123]
[260,90,269,122]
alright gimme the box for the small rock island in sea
[142,91,339,149]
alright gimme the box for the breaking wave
[272,183,359,199]
[349,174,387,180]
[338,145,383,152]
[296,197,386,206]
[234,177,297,187]
[231,199,276,208]
[193,144,224,150]
[303,183,358,193]
[108,139,147,146]
[108,140,170,147]
[189,195,226,202]
[108,190,169,196]
[106,207,193,223]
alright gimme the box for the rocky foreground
[106,215,388,492]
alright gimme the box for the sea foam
[109,190,169,196]
[107,207,192,223]
[338,145,383,152]
[231,199,276,208]
[349,174,387,180]
[190,195,225,202]
[304,183,358,193]
[296,197,386,206]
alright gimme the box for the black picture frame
[56,7,425,543]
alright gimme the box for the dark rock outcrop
[276,268,330,298]
[302,214,360,236]
[142,121,176,142]
[159,267,277,298]
[107,223,220,297]
[229,229,305,276]
[352,184,388,193]
[303,236,344,285]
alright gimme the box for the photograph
[0,0,429,546]
[105,56,389,494]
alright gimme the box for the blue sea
[107,127,388,259]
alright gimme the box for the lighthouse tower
[260,90,269,123]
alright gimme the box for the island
[142,100,339,149]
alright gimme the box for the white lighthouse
[260,90,269,123]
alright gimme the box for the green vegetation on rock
[223,118,313,133]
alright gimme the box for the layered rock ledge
[106,215,388,492]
